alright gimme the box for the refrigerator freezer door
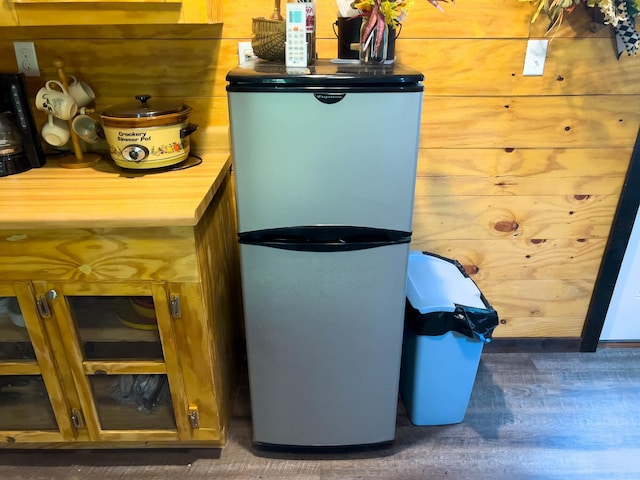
[241,242,409,447]
[228,90,423,233]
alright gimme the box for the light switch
[522,39,548,76]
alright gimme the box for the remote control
[285,3,307,67]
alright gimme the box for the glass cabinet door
[54,288,185,441]
[0,285,60,439]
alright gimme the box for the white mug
[72,114,99,144]
[35,80,78,120]
[42,113,70,147]
[67,75,96,107]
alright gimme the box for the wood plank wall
[1,0,639,339]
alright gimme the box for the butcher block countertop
[0,151,232,230]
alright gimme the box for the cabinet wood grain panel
[193,173,241,437]
[0,228,198,282]
[82,362,167,375]
[0,432,65,445]
[0,364,41,375]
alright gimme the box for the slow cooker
[101,95,197,169]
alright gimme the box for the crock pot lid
[102,94,185,118]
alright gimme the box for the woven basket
[252,17,286,61]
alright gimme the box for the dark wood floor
[1,348,639,479]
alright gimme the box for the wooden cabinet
[1,283,214,445]
[0,156,241,448]
[0,0,221,27]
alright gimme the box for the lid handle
[135,94,152,106]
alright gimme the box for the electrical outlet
[238,41,257,65]
[13,42,40,77]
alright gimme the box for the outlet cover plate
[238,41,256,65]
[13,41,40,77]
[523,39,548,76]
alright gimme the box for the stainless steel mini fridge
[226,60,424,448]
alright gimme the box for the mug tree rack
[53,57,100,169]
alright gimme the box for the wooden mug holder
[53,57,100,169]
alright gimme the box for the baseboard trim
[597,340,640,349]
[483,338,583,353]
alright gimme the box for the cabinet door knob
[47,289,58,300]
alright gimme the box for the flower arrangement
[521,0,639,56]
[523,0,637,28]
[350,0,452,62]
[351,0,452,26]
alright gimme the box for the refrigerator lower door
[241,242,409,447]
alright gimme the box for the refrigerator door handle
[238,225,411,252]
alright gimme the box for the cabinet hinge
[36,290,57,318]
[70,408,84,430]
[36,296,51,318]
[170,294,181,318]
[188,405,200,429]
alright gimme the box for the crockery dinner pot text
[118,131,151,142]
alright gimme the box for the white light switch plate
[523,39,548,76]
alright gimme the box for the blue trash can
[399,251,498,426]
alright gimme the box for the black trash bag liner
[405,251,499,343]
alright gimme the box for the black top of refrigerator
[226,60,424,92]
